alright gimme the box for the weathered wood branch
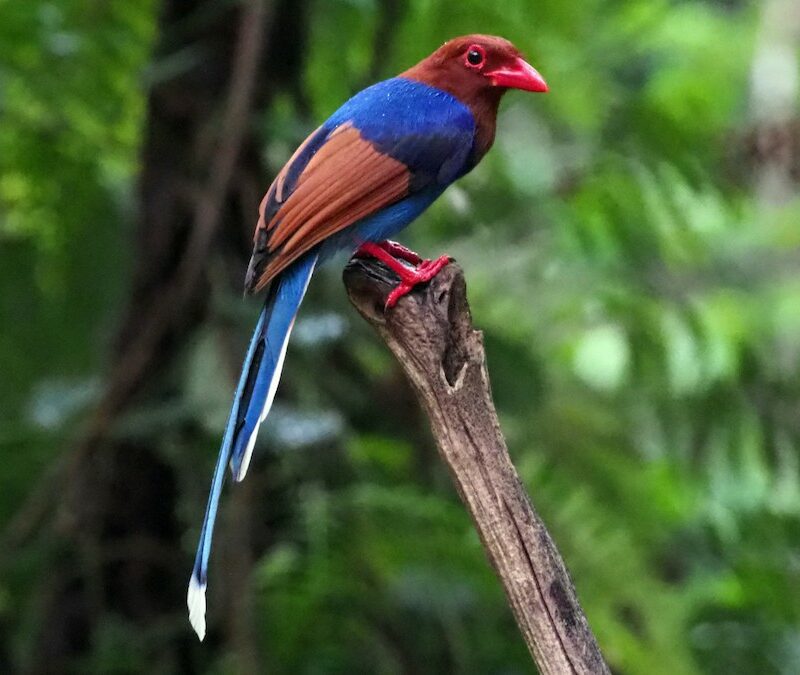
[343,257,610,675]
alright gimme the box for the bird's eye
[465,45,485,68]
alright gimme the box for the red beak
[487,57,548,93]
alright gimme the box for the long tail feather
[229,253,317,481]
[187,253,317,641]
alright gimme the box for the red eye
[465,44,485,69]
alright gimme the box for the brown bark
[343,257,610,675]
[745,0,800,203]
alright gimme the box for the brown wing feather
[247,124,410,293]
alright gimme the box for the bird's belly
[317,186,444,260]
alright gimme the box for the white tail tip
[187,574,207,641]
[234,427,260,482]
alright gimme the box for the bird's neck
[465,90,503,164]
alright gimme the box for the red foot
[385,255,451,308]
[355,241,451,309]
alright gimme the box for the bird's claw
[354,241,452,311]
[384,255,451,309]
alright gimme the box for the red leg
[355,242,418,277]
[354,241,451,310]
[355,240,422,266]
[377,240,423,266]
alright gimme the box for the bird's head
[403,35,548,101]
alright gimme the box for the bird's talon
[384,284,409,310]
[381,255,451,310]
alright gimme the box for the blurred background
[1,0,799,672]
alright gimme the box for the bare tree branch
[343,257,610,675]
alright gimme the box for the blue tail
[187,253,317,640]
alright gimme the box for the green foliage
[3,0,800,673]
[0,0,155,408]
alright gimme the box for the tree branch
[343,257,610,675]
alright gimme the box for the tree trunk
[27,0,309,670]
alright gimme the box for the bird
[187,34,547,640]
